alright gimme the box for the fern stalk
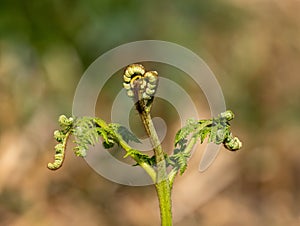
[139,109,172,226]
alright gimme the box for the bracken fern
[48,64,243,226]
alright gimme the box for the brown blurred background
[1,0,300,225]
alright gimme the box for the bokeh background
[1,0,300,225]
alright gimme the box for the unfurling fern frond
[47,144,65,170]
[123,64,159,112]
[48,115,73,170]
[223,133,242,151]
[174,110,242,154]
[48,115,143,170]
[208,110,242,151]
[58,115,74,132]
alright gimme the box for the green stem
[139,110,173,226]
[140,111,165,164]
[118,135,157,182]
[155,179,172,226]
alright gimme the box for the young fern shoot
[48,64,242,226]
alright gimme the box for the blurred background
[1,0,300,225]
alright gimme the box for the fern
[48,63,243,226]
[170,110,242,175]
[168,139,190,175]
[47,115,74,170]
[49,115,145,170]
[193,120,211,143]
[174,110,241,151]
[72,117,102,157]
[174,119,199,146]
[175,119,212,147]
[223,133,242,151]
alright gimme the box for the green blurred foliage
[0,0,245,65]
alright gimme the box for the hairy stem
[140,111,165,164]
[118,135,157,182]
[155,179,172,226]
[139,109,172,226]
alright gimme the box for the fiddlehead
[123,64,158,112]
[208,110,242,151]
[48,115,145,170]
[48,116,114,170]
[47,115,74,170]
